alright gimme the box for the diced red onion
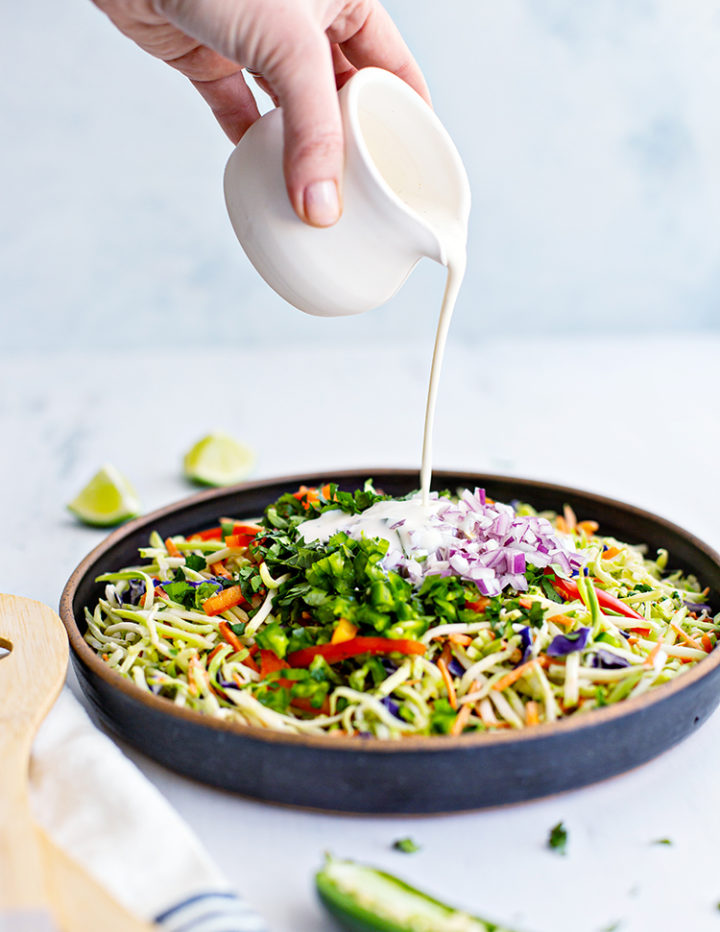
[381,488,586,598]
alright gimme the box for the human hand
[92,0,430,227]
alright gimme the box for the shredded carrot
[602,546,621,560]
[555,515,570,534]
[218,619,245,652]
[493,658,539,692]
[448,633,473,646]
[645,641,663,667]
[670,622,704,652]
[164,536,181,557]
[548,614,575,629]
[577,520,599,536]
[525,700,540,726]
[563,504,577,531]
[437,657,457,710]
[207,644,224,664]
[518,597,534,609]
[451,679,481,736]
[203,586,247,616]
[450,703,473,736]
[210,561,233,579]
[702,634,714,653]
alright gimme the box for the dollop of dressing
[297,496,445,557]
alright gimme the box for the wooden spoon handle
[0,596,66,914]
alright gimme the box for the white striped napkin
[30,690,266,932]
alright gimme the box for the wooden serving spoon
[0,594,154,932]
[0,593,66,929]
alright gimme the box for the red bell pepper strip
[224,533,254,549]
[259,649,290,679]
[218,620,245,653]
[287,636,426,668]
[546,570,645,621]
[188,526,223,541]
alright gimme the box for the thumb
[270,36,344,227]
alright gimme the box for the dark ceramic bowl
[60,470,720,814]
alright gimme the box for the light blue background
[1,0,718,351]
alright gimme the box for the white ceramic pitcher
[224,67,470,317]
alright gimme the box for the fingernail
[304,180,340,227]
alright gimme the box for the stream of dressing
[299,239,466,551]
[419,238,466,505]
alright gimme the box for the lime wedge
[67,464,141,527]
[183,432,255,487]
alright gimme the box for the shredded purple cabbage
[547,627,590,657]
[684,601,712,614]
[380,696,401,719]
[518,626,533,664]
[121,579,146,605]
[591,649,631,670]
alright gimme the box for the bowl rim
[60,468,720,753]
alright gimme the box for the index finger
[329,1,431,105]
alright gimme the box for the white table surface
[3,334,720,932]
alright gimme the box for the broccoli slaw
[84,482,720,738]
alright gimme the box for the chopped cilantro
[652,838,672,846]
[392,837,421,854]
[527,600,545,627]
[547,821,568,855]
[185,553,207,572]
[540,575,563,603]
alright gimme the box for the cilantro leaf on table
[392,837,421,854]
[547,821,568,855]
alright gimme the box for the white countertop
[3,334,720,932]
